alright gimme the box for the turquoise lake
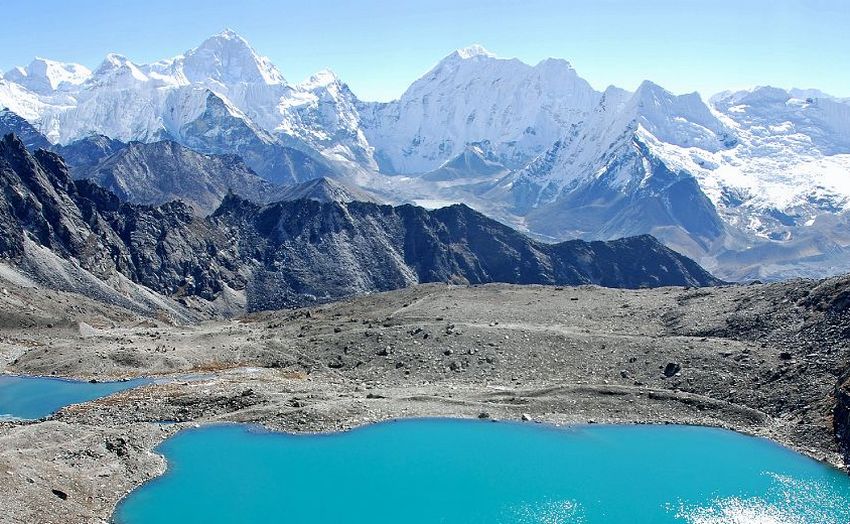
[115,418,850,524]
[0,374,149,420]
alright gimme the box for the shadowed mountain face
[54,137,373,214]
[0,108,51,151]
[77,140,280,214]
[52,134,127,177]
[0,133,720,314]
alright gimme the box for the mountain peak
[212,28,244,41]
[713,86,792,107]
[635,79,672,98]
[97,53,133,70]
[453,44,497,60]
[182,30,285,85]
[4,57,91,93]
[0,109,52,151]
[302,69,340,89]
[535,57,575,70]
[627,80,733,152]
[1,132,29,157]
[197,28,255,53]
[89,54,149,86]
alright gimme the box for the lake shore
[0,279,848,524]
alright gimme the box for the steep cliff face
[211,195,720,310]
[0,135,204,320]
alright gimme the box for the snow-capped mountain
[359,45,600,174]
[2,31,849,280]
[278,69,377,170]
[508,80,850,279]
[4,58,91,94]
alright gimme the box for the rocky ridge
[0,133,720,317]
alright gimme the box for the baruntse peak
[717,85,792,106]
[789,87,837,101]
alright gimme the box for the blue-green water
[0,374,149,420]
[116,419,850,524]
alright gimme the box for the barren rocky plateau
[1,275,849,524]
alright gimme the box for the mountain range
[1,30,848,281]
[0,133,718,317]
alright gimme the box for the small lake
[0,374,150,420]
[115,419,850,524]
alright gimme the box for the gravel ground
[0,277,848,524]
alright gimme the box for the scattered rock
[663,362,681,377]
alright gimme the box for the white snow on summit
[4,58,91,94]
[360,46,600,173]
[453,44,497,60]
[149,29,286,87]
[2,31,850,279]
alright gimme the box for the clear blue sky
[1,0,847,101]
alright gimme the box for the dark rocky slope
[0,108,51,151]
[52,134,127,177]
[0,133,720,314]
[79,140,281,214]
[838,379,850,464]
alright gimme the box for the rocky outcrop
[0,133,721,314]
[52,134,127,177]
[836,376,850,465]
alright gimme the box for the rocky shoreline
[1,278,849,523]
